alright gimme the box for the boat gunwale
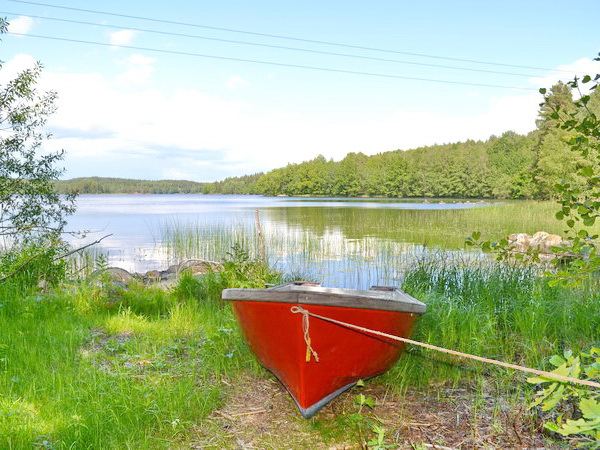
[222,284,426,313]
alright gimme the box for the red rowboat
[222,282,426,418]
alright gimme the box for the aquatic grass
[160,218,479,289]
[141,206,600,417]
[158,201,582,290]
[384,255,600,391]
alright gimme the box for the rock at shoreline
[507,233,531,253]
[507,231,569,260]
[89,259,224,289]
[167,259,224,276]
[91,267,135,283]
[529,231,564,253]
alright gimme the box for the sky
[1,0,599,182]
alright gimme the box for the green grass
[0,266,273,448]
[2,255,598,447]
[384,256,600,391]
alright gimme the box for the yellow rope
[290,306,600,389]
[290,306,319,362]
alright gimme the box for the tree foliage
[1,17,75,285]
[540,55,600,286]
[54,177,206,194]
[0,18,75,244]
[202,101,600,199]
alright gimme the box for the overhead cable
[7,0,579,74]
[8,32,537,91]
[0,11,544,79]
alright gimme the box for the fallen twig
[422,443,456,450]
[214,410,235,421]
[229,408,267,417]
[52,234,112,261]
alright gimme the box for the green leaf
[580,166,594,177]
[355,393,367,405]
[582,75,592,83]
[527,376,556,384]
[471,231,481,241]
[542,384,565,411]
[559,417,600,435]
[549,355,566,367]
[580,398,600,420]
[556,211,564,220]
[543,422,561,433]
[539,88,547,94]
[365,397,375,408]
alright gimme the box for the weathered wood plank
[222,284,426,313]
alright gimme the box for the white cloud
[225,75,249,90]
[6,54,594,181]
[0,54,37,84]
[116,53,156,86]
[108,30,138,48]
[126,54,156,66]
[7,16,34,35]
[529,57,598,91]
[161,168,195,180]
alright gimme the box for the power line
[7,0,578,74]
[8,31,537,91]
[0,11,544,79]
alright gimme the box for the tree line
[54,177,205,194]
[203,81,600,199]
[53,82,600,200]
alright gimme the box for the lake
[66,194,561,289]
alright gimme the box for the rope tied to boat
[290,306,600,389]
[290,306,319,363]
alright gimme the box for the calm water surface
[67,194,490,288]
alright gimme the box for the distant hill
[54,177,206,194]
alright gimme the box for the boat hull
[230,299,417,417]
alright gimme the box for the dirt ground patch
[191,373,556,449]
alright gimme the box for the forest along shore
[55,83,600,200]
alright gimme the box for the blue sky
[1,0,599,182]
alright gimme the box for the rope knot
[291,306,319,363]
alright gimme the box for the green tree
[487,131,535,198]
[541,60,600,285]
[531,82,578,197]
[0,18,75,281]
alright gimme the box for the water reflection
[65,194,488,286]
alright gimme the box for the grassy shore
[1,247,598,447]
[0,279,244,447]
